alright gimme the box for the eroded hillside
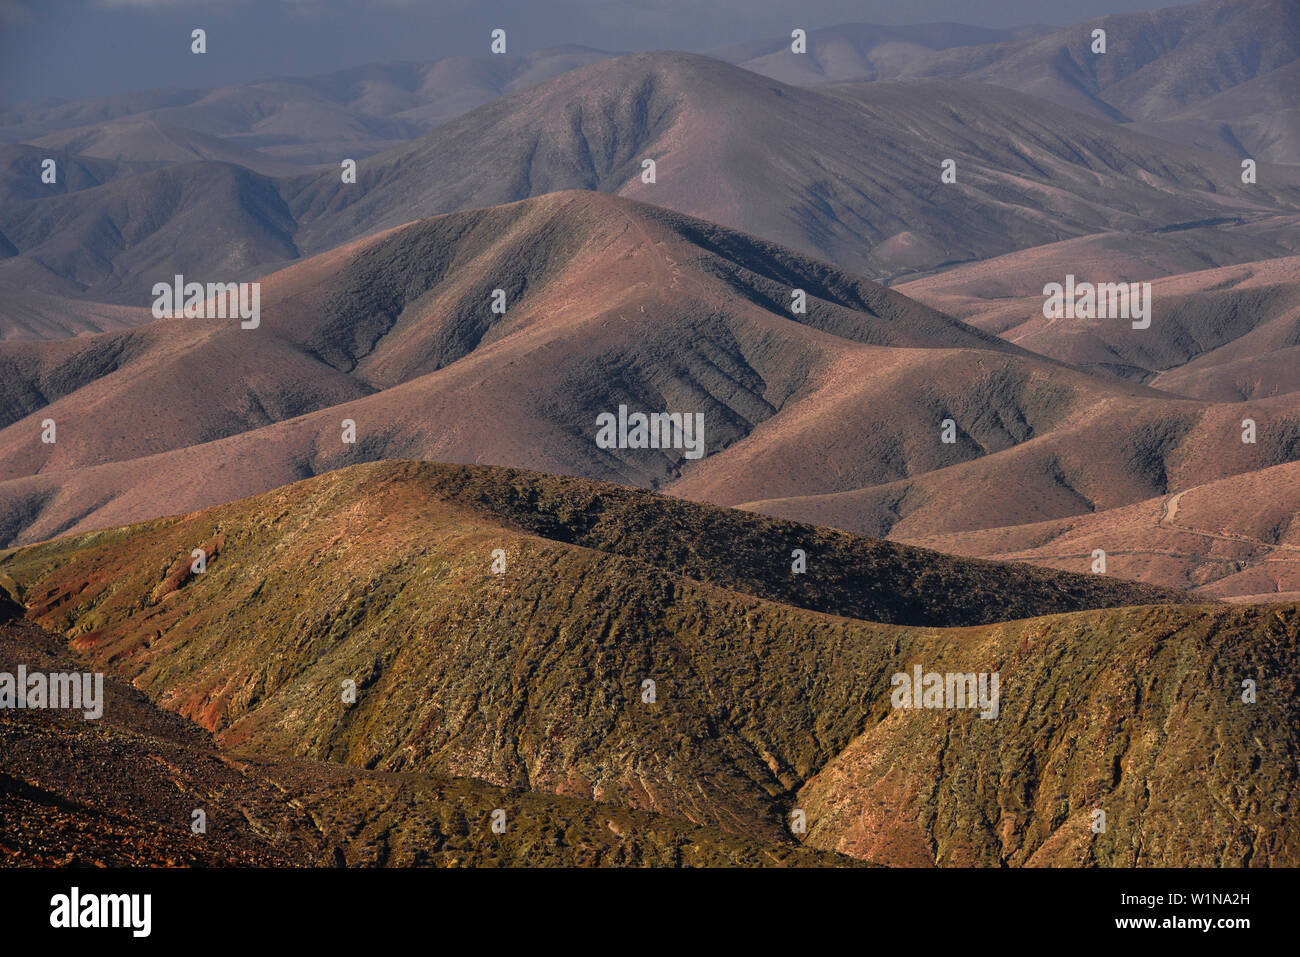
[2,461,1293,866]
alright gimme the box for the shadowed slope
[0,160,298,301]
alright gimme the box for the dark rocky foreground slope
[0,461,1294,866]
[0,616,852,867]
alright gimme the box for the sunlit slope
[4,461,1292,866]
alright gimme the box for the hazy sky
[1,0,1206,105]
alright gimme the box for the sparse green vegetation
[2,461,1294,866]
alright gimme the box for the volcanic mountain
[0,188,1017,542]
[6,190,1300,607]
[286,52,1300,281]
[730,0,1300,164]
[0,461,1293,866]
[898,253,1300,399]
[0,47,617,165]
[9,50,1300,303]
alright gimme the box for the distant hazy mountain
[711,21,1052,83]
[10,51,1294,304]
[289,53,1300,280]
[730,0,1300,164]
[0,46,618,166]
[8,0,1294,176]
[31,117,304,178]
[0,142,148,206]
[0,159,298,301]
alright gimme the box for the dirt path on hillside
[1158,486,1300,552]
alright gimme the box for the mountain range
[7,0,1296,164]
[6,50,1300,306]
[3,188,1300,601]
[2,0,1299,869]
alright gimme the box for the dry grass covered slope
[0,461,1292,866]
[1,613,845,867]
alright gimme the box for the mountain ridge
[2,460,1292,866]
